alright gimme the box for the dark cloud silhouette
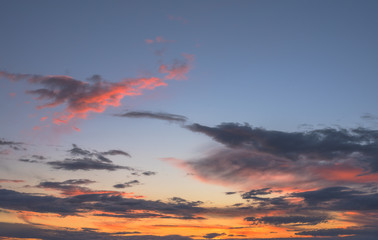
[241,188,275,198]
[203,232,226,239]
[116,111,187,123]
[102,149,131,158]
[0,188,206,220]
[296,226,378,238]
[179,122,378,189]
[244,215,328,225]
[37,179,96,195]
[47,158,134,171]
[44,144,134,171]
[186,123,378,167]
[225,192,237,195]
[113,180,140,189]
[293,186,378,211]
[0,222,193,240]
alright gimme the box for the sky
[0,0,378,239]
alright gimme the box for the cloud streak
[115,111,187,123]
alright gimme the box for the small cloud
[203,233,226,239]
[0,179,24,183]
[115,111,187,123]
[113,180,141,189]
[168,15,189,24]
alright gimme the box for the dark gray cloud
[0,188,206,220]
[241,188,276,199]
[0,222,193,240]
[203,233,226,239]
[225,192,237,195]
[179,122,378,191]
[293,186,378,211]
[37,179,96,195]
[47,158,134,171]
[116,111,187,123]
[296,226,378,238]
[102,149,131,158]
[244,215,328,225]
[113,180,140,189]
[186,123,378,173]
[45,144,134,171]
[0,138,24,151]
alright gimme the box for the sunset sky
[1,1,378,239]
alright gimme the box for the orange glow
[316,165,378,183]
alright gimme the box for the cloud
[113,180,140,189]
[244,216,328,225]
[42,144,135,171]
[0,188,206,220]
[159,54,194,80]
[47,158,134,171]
[293,186,378,211]
[202,232,226,239]
[178,123,378,189]
[0,222,194,240]
[145,36,175,44]
[0,54,192,126]
[168,15,189,24]
[0,179,24,183]
[115,111,187,123]
[36,179,97,196]
[295,226,378,238]
[0,138,24,151]
[102,150,131,158]
[241,188,277,199]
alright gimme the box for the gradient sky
[1,1,378,240]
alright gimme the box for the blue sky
[0,1,378,239]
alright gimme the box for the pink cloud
[145,36,175,44]
[0,54,193,126]
[159,54,194,80]
[168,15,189,24]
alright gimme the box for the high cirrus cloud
[0,55,192,126]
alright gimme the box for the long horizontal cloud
[115,111,187,123]
[0,54,192,125]
[244,216,328,225]
[0,188,205,220]
[0,222,193,240]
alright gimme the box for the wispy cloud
[159,54,194,80]
[0,54,192,127]
[115,111,187,123]
[145,36,175,44]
